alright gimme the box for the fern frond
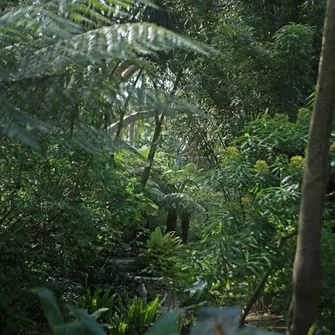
[3,23,208,82]
[0,5,82,38]
[158,193,205,214]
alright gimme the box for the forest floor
[245,312,285,333]
[115,258,286,333]
[159,291,286,333]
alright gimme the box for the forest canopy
[0,1,334,335]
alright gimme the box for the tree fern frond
[66,3,116,26]
[1,102,52,133]
[148,187,166,198]
[127,89,209,119]
[158,192,205,213]
[0,0,158,32]
[149,93,210,119]
[62,122,143,156]
[4,23,208,82]
[0,1,209,153]
[0,6,83,38]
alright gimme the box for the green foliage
[186,218,274,307]
[34,287,107,335]
[109,297,160,335]
[36,288,277,335]
[271,23,315,116]
[235,113,309,161]
[318,223,335,333]
[32,288,65,334]
[2,0,335,333]
[0,139,153,333]
[181,113,310,311]
[147,227,181,250]
[79,284,117,316]
[0,0,209,153]
[138,227,182,276]
[145,309,181,335]
[162,1,319,165]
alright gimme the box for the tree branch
[107,110,155,134]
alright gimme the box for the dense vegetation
[1,0,335,334]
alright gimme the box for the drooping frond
[0,0,137,30]
[158,192,205,214]
[2,23,208,81]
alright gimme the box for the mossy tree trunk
[181,212,191,244]
[166,210,178,233]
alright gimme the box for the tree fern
[0,0,209,153]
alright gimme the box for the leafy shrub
[79,284,117,318]
[0,140,151,333]
[109,297,160,335]
[138,227,183,277]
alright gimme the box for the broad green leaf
[145,309,183,335]
[307,324,317,335]
[91,308,110,320]
[77,309,107,335]
[32,287,64,334]
[68,305,107,335]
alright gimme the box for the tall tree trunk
[181,212,191,244]
[141,111,165,187]
[140,70,182,188]
[287,2,335,334]
[165,210,177,233]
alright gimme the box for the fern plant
[138,227,182,275]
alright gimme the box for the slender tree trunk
[140,70,183,188]
[176,137,184,169]
[128,123,135,146]
[69,105,79,137]
[287,2,335,334]
[165,210,178,233]
[141,111,164,187]
[181,212,191,244]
